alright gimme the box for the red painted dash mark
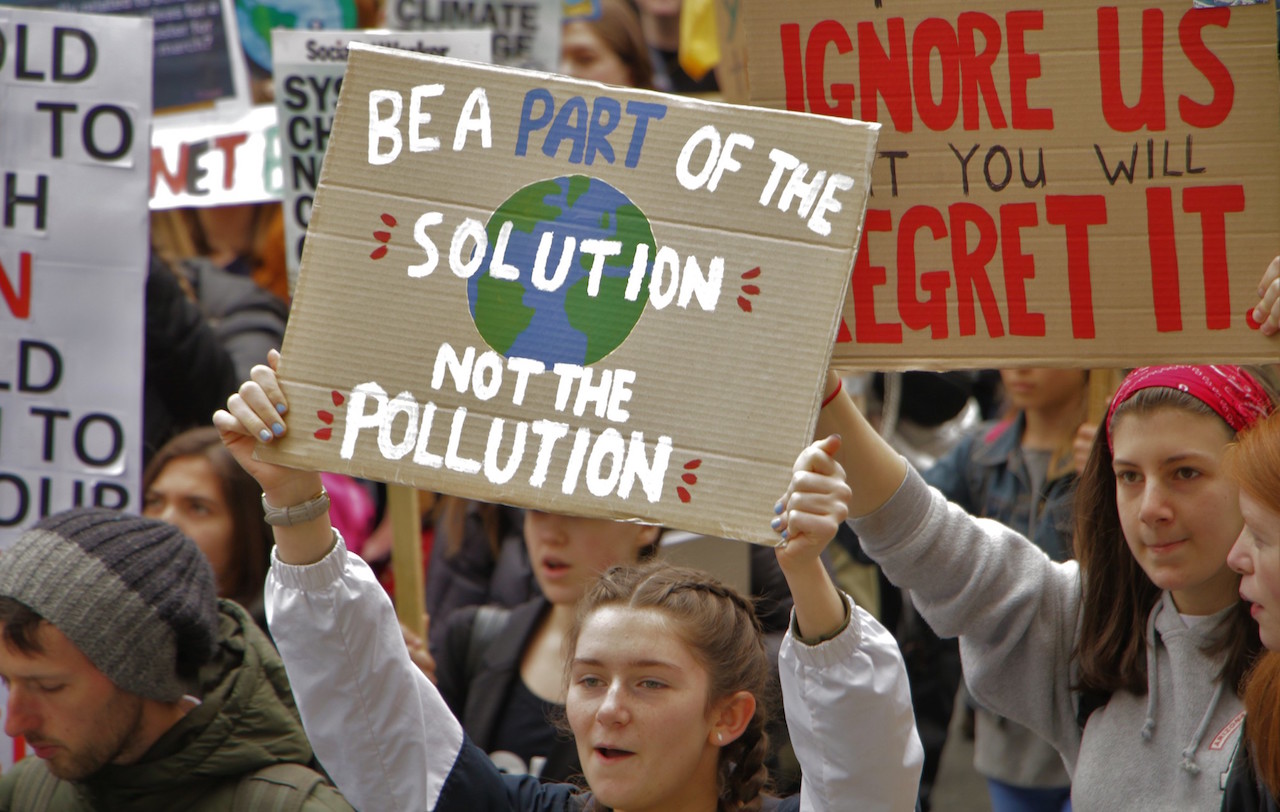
[371,214,398,260]
[315,407,336,441]
[737,267,762,312]
[677,459,702,503]
[331,391,345,406]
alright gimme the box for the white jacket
[265,535,923,812]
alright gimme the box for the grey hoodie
[854,466,1244,812]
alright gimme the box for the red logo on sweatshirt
[1209,711,1245,751]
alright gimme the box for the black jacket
[437,597,580,783]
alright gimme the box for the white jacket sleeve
[780,594,924,812]
[265,535,464,812]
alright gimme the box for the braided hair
[566,560,774,812]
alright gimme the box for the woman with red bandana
[817,363,1276,811]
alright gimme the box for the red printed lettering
[949,203,1005,337]
[1182,184,1245,330]
[957,12,1007,130]
[0,251,32,320]
[852,209,901,343]
[1006,11,1054,130]
[897,205,951,338]
[1178,8,1233,128]
[1098,7,1167,132]
[1045,195,1108,339]
[859,18,912,131]
[1145,186,1182,332]
[999,203,1046,337]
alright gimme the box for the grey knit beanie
[0,507,219,701]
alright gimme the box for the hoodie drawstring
[1179,680,1225,775]
[1138,598,1229,775]
[1140,606,1159,742]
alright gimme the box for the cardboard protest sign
[744,0,1280,370]
[9,0,249,114]
[273,28,492,291]
[388,0,561,71]
[150,104,282,208]
[258,44,879,543]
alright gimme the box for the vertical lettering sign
[0,9,152,545]
[257,44,879,544]
[389,0,562,72]
[273,29,492,292]
[745,0,1280,369]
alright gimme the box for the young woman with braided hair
[214,351,924,812]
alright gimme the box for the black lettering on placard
[1,25,97,82]
[0,474,129,527]
[3,174,48,230]
[53,27,96,82]
[18,339,62,393]
[74,412,123,466]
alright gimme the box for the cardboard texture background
[259,44,878,543]
[744,0,1280,370]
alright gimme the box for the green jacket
[0,600,352,811]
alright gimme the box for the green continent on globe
[469,175,656,367]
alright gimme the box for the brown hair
[0,597,46,656]
[1242,652,1280,796]
[566,561,772,811]
[1073,384,1263,698]
[142,427,272,610]
[580,0,654,90]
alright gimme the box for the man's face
[0,621,145,780]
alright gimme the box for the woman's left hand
[772,434,851,569]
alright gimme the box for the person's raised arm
[771,434,923,812]
[211,349,333,565]
[212,350,466,812]
[813,369,908,517]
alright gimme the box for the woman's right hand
[212,349,323,503]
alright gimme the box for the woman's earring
[717,732,724,744]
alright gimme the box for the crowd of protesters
[4,1,1280,811]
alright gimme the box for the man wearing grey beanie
[0,507,353,811]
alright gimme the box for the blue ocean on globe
[468,175,655,366]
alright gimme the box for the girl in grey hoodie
[815,364,1275,812]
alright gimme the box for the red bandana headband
[1105,365,1274,451]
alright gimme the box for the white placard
[272,28,492,291]
[387,0,561,71]
[0,4,154,770]
[149,104,282,209]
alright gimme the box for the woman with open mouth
[215,352,924,812]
